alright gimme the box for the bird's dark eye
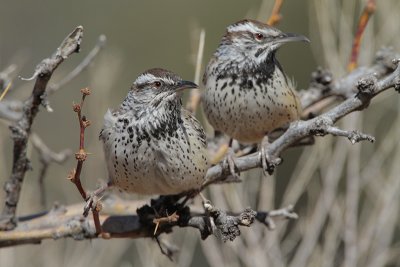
[154,81,162,87]
[254,33,264,40]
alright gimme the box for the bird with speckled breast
[100,68,209,195]
[202,19,309,172]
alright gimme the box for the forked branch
[0,26,83,230]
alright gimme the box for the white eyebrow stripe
[135,73,156,85]
[227,23,259,33]
[160,77,175,85]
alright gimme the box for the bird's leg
[223,138,241,181]
[260,135,281,175]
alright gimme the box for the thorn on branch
[75,150,87,161]
[72,103,81,112]
[67,169,76,182]
[153,211,179,235]
[80,87,91,96]
[82,116,91,128]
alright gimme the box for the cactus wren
[202,19,309,172]
[100,68,209,195]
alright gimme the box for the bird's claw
[83,193,101,217]
[260,138,282,175]
[223,147,241,181]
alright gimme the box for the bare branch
[0,196,296,247]
[47,34,106,95]
[324,126,374,144]
[203,49,400,185]
[256,205,298,230]
[0,26,83,230]
[301,47,399,113]
[30,133,71,207]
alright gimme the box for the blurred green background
[1,0,399,267]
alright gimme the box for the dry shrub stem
[69,88,103,235]
[267,0,284,26]
[348,0,376,71]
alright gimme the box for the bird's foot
[83,193,101,217]
[223,147,241,182]
[82,182,111,236]
[260,136,282,175]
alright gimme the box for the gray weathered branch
[0,196,296,247]
[0,26,84,230]
[31,133,72,207]
[204,48,400,185]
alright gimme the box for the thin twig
[47,35,107,95]
[69,87,103,235]
[0,64,17,90]
[0,26,83,230]
[267,0,284,26]
[30,133,71,208]
[256,204,298,230]
[348,0,376,71]
[186,29,206,113]
[69,88,91,200]
[0,82,12,102]
[155,237,177,261]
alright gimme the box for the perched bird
[202,19,309,171]
[100,68,209,195]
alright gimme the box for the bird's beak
[175,80,198,92]
[273,32,310,45]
